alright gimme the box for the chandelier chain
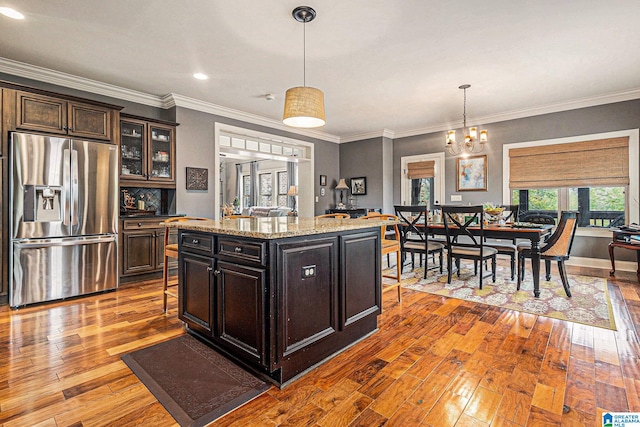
[462,86,467,131]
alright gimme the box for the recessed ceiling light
[193,73,208,80]
[0,7,25,19]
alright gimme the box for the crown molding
[165,93,340,144]
[392,87,640,140]
[340,128,396,143]
[0,57,164,107]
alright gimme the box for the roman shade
[509,137,629,189]
[407,160,435,179]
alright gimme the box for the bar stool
[316,213,350,219]
[358,214,402,305]
[162,216,209,313]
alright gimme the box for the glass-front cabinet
[120,114,176,185]
[120,120,145,178]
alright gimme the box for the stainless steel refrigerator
[10,132,119,307]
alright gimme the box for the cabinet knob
[234,247,242,253]
[213,269,221,276]
[207,266,213,272]
[137,222,142,227]
[192,239,199,244]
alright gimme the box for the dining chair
[357,214,402,304]
[441,205,497,289]
[519,213,556,225]
[162,216,209,313]
[483,204,520,280]
[394,205,444,279]
[517,211,579,297]
[501,205,521,223]
[316,213,350,219]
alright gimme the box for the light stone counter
[165,216,394,239]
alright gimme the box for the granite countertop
[164,216,396,239]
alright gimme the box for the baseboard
[567,256,636,273]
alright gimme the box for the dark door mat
[122,334,270,427]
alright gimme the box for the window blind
[509,137,629,189]
[407,160,435,179]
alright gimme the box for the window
[277,171,288,207]
[512,187,625,228]
[242,175,251,208]
[240,168,289,209]
[410,177,434,207]
[259,173,272,206]
[505,131,638,232]
[401,153,445,209]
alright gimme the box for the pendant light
[283,6,326,128]
[445,84,488,156]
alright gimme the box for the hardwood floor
[1,265,638,426]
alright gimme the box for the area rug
[387,264,616,330]
[122,334,270,427]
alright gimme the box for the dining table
[401,222,553,298]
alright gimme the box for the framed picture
[320,175,327,186]
[350,177,367,195]
[456,155,487,191]
[186,167,208,191]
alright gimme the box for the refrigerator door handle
[71,149,79,226]
[13,234,116,248]
[63,148,71,226]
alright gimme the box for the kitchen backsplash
[120,187,162,213]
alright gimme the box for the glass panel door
[149,125,172,180]
[120,121,144,178]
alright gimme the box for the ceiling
[2,1,640,141]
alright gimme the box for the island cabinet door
[179,252,214,336]
[214,261,266,367]
[275,237,339,363]
[340,230,381,327]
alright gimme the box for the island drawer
[217,238,266,266]
[181,232,214,255]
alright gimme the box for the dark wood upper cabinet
[68,102,112,140]
[120,114,176,187]
[15,91,112,141]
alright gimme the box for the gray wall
[339,137,386,211]
[392,99,640,261]
[313,139,340,215]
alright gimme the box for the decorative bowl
[485,207,504,216]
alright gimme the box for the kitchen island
[166,216,386,387]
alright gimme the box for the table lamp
[335,178,349,209]
[287,185,298,215]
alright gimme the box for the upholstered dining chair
[316,213,350,219]
[519,213,556,225]
[441,205,497,289]
[357,214,402,304]
[162,216,209,313]
[394,205,444,279]
[517,211,579,297]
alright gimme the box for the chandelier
[445,84,487,156]
[282,6,326,128]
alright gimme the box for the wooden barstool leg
[162,253,169,313]
[395,248,402,303]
